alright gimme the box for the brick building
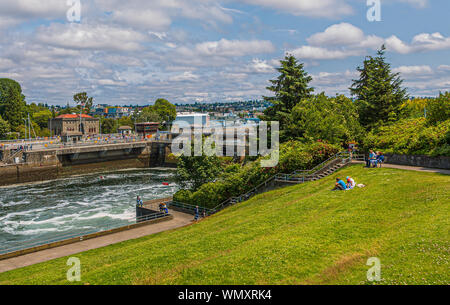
[49,114,100,142]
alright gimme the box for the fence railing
[178,151,361,216]
[0,211,170,255]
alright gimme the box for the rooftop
[56,114,95,119]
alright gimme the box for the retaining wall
[386,154,450,169]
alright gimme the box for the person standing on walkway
[136,196,143,207]
[194,206,199,221]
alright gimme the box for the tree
[425,92,450,125]
[175,140,222,192]
[33,109,52,129]
[287,94,363,145]
[175,154,222,192]
[262,55,314,141]
[0,115,10,139]
[73,92,94,114]
[0,78,26,131]
[152,98,177,122]
[350,45,408,129]
[136,107,161,123]
[101,118,118,134]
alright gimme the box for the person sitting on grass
[332,178,348,191]
[376,152,385,168]
[346,176,356,189]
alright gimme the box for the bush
[426,92,450,125]
[362,118,450,156]
[173,141,340,208]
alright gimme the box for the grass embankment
[0,165,448,285]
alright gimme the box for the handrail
[194,151,356,214]
[3,148,23,163]
[0,210,170,255]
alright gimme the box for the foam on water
[0,169,178,251]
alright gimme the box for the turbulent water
[0,169,178,253]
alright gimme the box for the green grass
[1,165,449,285]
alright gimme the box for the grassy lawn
[0,165,449,285]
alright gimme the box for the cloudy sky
[0,0,449,105]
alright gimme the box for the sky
[0,0,449,106]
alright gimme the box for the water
[0,168,178,253]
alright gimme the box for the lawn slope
[0,165,449,285]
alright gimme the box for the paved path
[351,160,450,175]
[0,210,193,273]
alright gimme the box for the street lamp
[22,118,27,141]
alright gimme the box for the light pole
[22,118,27,141]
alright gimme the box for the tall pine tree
[350,45,408,130]
[262,54,314,141]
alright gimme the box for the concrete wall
[386,154,450,169]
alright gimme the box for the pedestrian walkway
[351,160,450,175]
[0,210,193,273]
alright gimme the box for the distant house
[135,122,159,138]
[118,126,133,135]
[49,114,100,142]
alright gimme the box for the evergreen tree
[262,54,314,138]
[350,45,408,129]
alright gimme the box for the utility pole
[23,118,27,141]
[28,113,31,140]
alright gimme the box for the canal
[0,168,178,253]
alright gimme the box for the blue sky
[0,0,449,105]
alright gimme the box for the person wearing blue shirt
[333,178,348,191]
[368,150,377,167]
[376,152,385,167]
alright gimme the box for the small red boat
[162,182,169,186]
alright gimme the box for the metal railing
[177,151,363,216]
[0,211,170,255]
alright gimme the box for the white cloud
[238,0,353,18]
[178,39,276,58]
[392,65,433,77]
[246,59,276,73]
[386,32,450,54]
[35,23,147,52]
[307,23,365,46]
[169,71,200,82]
[438,65,450,72]
[290,46,362,60]
[396,0,428,8]
[0,0,67,19]
[292,23,450,61]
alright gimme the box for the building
[135,122,159,138]
[118,126,133,136]
[173,113,210,128]
[49,114,100,142]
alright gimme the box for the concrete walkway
[0,210,193,273]
[351,160,450,175]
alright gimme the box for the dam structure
[0,138,174,186]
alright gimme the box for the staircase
[3,149,23,165]
[172,152,364,217]
[274,155,353,185]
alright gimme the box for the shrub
[173,141,340,208]
[362,118,450,156]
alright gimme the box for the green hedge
[363,118,450,157]
[173,141,340,208]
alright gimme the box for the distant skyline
[0,0,449,105]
